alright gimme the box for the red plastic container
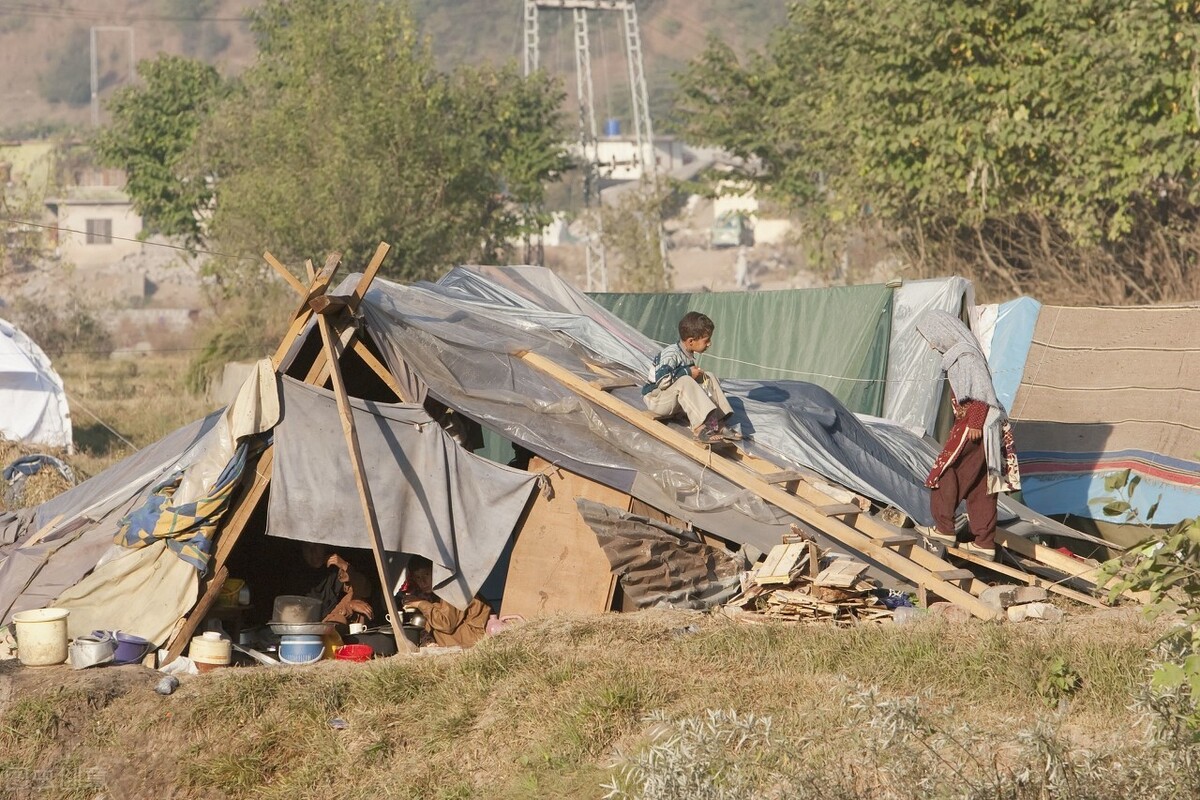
[335,643,374,663]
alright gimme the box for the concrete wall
[712,180,794,245]
[586,137,684,182]
[55,200,143,268]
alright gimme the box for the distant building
[570,135,685,183]
[44,169,143,268]
[711,179,793,247]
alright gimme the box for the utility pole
[524,0,668,290]
[91,26,135,127]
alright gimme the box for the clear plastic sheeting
[883,277,974,436]
[346,267,947,545]
[358,278,790,530]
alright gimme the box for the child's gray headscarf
[915,310,1002,411]
[916,310,1011,488]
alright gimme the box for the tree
[192,0,569,284]
[93,55,224,247]
[677,2,1200,303]
[600,187,671,292]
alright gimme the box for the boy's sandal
[719,429,743,441]
[694,428,724,445]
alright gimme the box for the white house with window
[43,187,143,268]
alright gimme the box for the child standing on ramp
[642,311,737,444]
[916,310,1021,561]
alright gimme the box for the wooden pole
[313,294,415,653]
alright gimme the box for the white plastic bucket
[189,632,232,673]
[12,608,70,666]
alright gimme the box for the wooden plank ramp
[520,352,1001,620]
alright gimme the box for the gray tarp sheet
[267,377,539,609]
[355,267,939,536]
[0,412,221,625]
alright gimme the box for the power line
[0,216,261,263]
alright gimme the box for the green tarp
[590,285,894,415]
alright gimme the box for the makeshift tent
[0,316,71,449]
[1008,304,1200,526]
[0,249,540,657]
[0,252,1139,652]
[361,264,1129,617]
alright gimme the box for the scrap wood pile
[724,528,893,626]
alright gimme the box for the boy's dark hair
[678,311,714,341]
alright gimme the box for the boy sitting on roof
[642,311,736,444]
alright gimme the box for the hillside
[0,0,786,138]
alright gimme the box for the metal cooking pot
[389,607,427,629]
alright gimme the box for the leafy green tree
[93,55,224,246]
[678,2,1200,302]
[601,186,671,292]
[193,0,568,284]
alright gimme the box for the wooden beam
[315,299,415,653]
[992,530,1150,604]
[263,250,307,297]
[932,569,975,582]
[761,470,807,485]
[814,503,863,517]
[947,544,1107,608]
[310,294,353,315]
[590,376,638,390]
[877,534,919,548]
[726,448,993,597]
[211,447,274,570]
[352,339,410,403]
[163,448,275,664]
[17,514,64,551]
[519,351,999,620]
[350,242,391,307]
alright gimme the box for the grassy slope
[0,610,1177,799]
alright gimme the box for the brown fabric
[930,437,997,549]
[424,596,490,648]
[1011,305,1200,464]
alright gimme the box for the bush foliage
[678,1,1200,302]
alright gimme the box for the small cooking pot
[388,607,427,629]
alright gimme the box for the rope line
[63,391,140,451]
